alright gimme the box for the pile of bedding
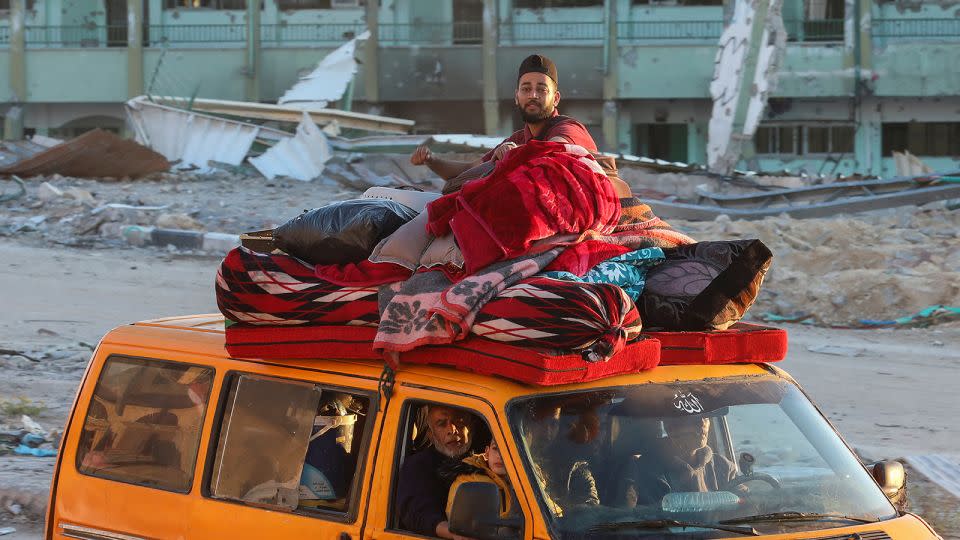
[216,141,776,382]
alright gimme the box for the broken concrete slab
[278,30,370,108]
[125,96,292,173]
[249,112,332,181]
[151,96,415,135]
[0,130,170,179]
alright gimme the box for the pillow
[638,239,772,331]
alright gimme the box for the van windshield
[507,375,896,538]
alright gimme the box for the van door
[187,363,382,539]
[362,382,535,540]
[52,354,216,540]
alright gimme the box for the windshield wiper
[720,511,879,525]
[588,519,760,536]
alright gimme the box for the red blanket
[426,141,621,274]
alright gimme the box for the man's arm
[396,454,448,536]
[411,145,483,181]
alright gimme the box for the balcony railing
[502,21,606,43]
[15,17,960,49]
[378,22,483,45]
[618,20,723,41]
[262,23,367,45]
[872,18,960,39]
[149,24,246,44]
[18,25,127,47]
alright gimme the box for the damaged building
[1,0,959,177]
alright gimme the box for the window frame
[384,396,524,538]
[200,369,379,524]
[755,124,855,157]
[882,121,960,157]
[73,354,216,495]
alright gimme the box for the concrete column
[364,0,380,104]
[244,0,261,102]
[127,0,144,98]
[601,0,619,152]
[4,0,27,140]
[725,0,771,172]
[482,0,500,136]
[856,0,872,73]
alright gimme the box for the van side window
[208,373,371,516]
[75,356,214,493]
[391,401,522,538]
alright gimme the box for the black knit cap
[518,54,558,86]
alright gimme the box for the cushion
[368,211,465,271]
[642,323,788,365]
[224,324,661,386]
[638,239,772,331]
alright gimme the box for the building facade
[1,0,959,176]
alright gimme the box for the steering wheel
[721,472,782,492]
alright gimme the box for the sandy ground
[1,168,959,537]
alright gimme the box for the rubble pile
[677,203,960,325]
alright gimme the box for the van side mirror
[871,460,906,501]
[449,482,521,540]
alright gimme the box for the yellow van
[45,314,941,540]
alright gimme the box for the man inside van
[397,404,477,539]
[409,54,598,185]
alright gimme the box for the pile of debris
[0,416,58,458]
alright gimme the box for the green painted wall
[27,49,127,101]
[777,45,851,96]
[618,46,714,99]
[872,43,960,96]
[0,52,11,102]
[143,48,246,100]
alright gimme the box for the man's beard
[433,437,470,459]
[518,101,554,124]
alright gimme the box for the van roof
[104,314,775,399]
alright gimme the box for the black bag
[274,199,417,265]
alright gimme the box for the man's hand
[411,145,433,166]
[491,142,518,162]
[436,520,476,540]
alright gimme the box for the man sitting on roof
[409,54,598,184]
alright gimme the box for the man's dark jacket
[397,446,457,536]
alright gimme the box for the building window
[208,373,372,515]
[0,0,36,9]
[635,123,690,162]
[755,125,854,156]
[516,0,602,7]
[75,357,215,493]
[882,122,960,157]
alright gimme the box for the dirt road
[1,239,958,537]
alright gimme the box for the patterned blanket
[218,248,639,361]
